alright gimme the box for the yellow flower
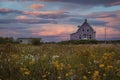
[29,60,35,65]
[88,71,91,74]
[24,71,30,76]
[94,71,99,76]
[83,75,87,80]
[42,75,46,78]
[116,69,120,77]
[65,73,69,77]
[103,73,106,76]
[11,54,19,60]
[58,76,61,79]
[99,64,104,68]
[103,53,112,60]
[117,60,120,64]
[107,65,113,69]
[93,70,100,80]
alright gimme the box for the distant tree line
[57,40,120,44]
[0,37,14,44]
[0,36,120,45]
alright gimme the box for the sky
[0,0,120,42]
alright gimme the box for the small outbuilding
[17,38,41,44]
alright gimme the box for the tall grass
[0,44,120,80]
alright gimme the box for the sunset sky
[0,0,120,42]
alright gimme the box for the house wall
[18,39,32,44]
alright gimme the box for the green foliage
[58,40,98,44]
[0,37,14,44]
[31,38,41,45]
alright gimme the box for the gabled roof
[77,19,96,32]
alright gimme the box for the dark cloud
[0,19,57,24]
[1,0,119,6]
[0,8,22,15]
[43,0,120,6]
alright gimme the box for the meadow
[0,44,120,80]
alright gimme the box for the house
[70,19,96,40]
[17,38,41,44]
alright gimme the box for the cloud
[108,1,120,6]
[28,24,76,36]
[0,29,20,37]
[27,23,76,41]
[0,8,69,19]
[16,15,29,19]
[0,19,57,24]
[0,0,120,6]
[85,10,120,28]
[42,0,120,6]
[0,8,22,14]
[23,10,69,19]
[29,4,45,10]
[95,26,120,39]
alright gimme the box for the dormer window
[87,29,89,32]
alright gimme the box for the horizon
[0,0,120,42]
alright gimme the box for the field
[0,44,120,80]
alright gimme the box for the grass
[0,44,120,80]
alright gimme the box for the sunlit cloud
[16,15,29,19]
[95,26,120,39]
[29,4,45,10]
[28,24,76,36]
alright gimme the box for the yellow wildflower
[24,71,30,76]
[94,71,99,76]
[29,60,35,65]
[88,71,91,74]
[103,73,106,76]
[65,73,69,77]
[58,76,61,79]
[116,69,120,77]
[99,64,104,68]
[42,75,46,78]
[83,75,87,80]
[103,53,112,60]
[107,65,113,69]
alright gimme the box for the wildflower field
[0,44,120,80]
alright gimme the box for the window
[89,35,91,39]
[83,34,86,38]
[79,35,81,39]
[82,29,84,31]
[20,40,22,42]
[87,29,89,32]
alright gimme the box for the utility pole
[105,25,107,44]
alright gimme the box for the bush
[58,40,98,44]
[31,38,41,45]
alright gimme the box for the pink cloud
[0,29,20,37]
[108,1,120,6]
[23,10,66,16]
[29,4,45,10]
[28,23,76,36]
[16,15,29,19]
[95,26,120,39]
[87,10,120,27]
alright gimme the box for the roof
[77,19,96,32]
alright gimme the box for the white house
[70,19,96,40]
